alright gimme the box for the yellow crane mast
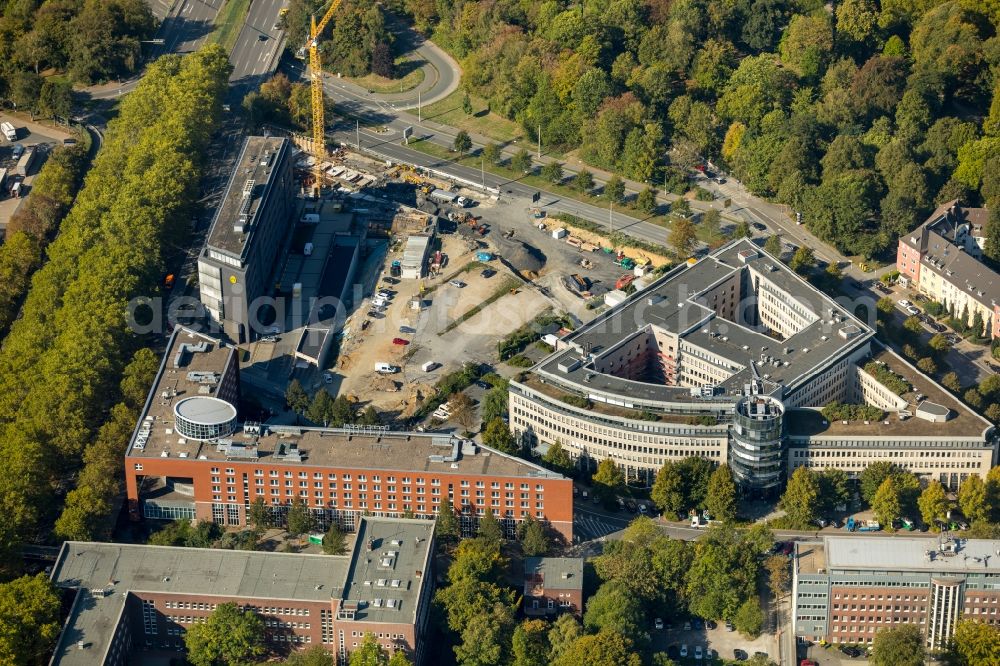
[308,0,343,162]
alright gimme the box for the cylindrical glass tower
[729,395,785,492]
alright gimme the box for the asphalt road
[228,0,286,97]
[329,123,673,246]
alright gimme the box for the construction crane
[306,0,344,169]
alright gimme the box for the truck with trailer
[14,146,36,177]
[846,517,881,532]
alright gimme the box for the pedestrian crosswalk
[574,510,630,542]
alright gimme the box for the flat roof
[822,535,1000,574]
[339,517,434,623]
[529,238,873,405]
[127,328,237,457]
[523,557,584,590]
[50,542,349,666]
[795,541,827,575]
[129,424,565,480]
[174,396,237,425]
[205,136,289,260]
[786,346,993,440]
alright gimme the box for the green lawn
[207,0,252,54]
[419,89,522,143]
[343,57,426,94]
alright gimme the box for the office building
[125,328,573,540]
[793,536,1000,649]
[523,557,584,617]
[198,136,295,343]
[49,517,434,665]
[509,238,996,493]
[897,200,999,339]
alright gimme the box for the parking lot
[652,618,779,665]
[0,113,72,233]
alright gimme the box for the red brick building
[523,557,584,617]
[125,329,573,541]
[49,517,435,665]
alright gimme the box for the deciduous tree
[706,464,737,522]
[0,574,61,666]
[779,466,821,528]
[185,602,266,666]
[870,624,924,666]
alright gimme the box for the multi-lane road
[227,0,286,96]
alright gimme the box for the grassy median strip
[208,0,252,54]
[440,276,522,334]
[344,57,426,94]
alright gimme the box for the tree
[449,392,477,432]
[604,175,625,203]
[818,468,851,516]
[371,42,394,78]
[436,498,460,540]
[959,474,992,525]
[592,458,625,507]
[917,357,938,375]
[482,142,502,165]
[462,92,473,115]
[765,555,790,599]
[518,514,549,556]
[583,581,644,644]
[732,220,752,238]
[286,645,338,665]
[307,390,335,425]
[734,597,763,638]
[388,653,412,666]
[636,187,657,215]
[918,481,950,531]
[512,619,550,666]
[942,372,962,392]
[286,497,314,536]
[185,602,266,666]
[575,169,595,192]
[779,466,821,528]
[904,316,924,333]
[511,148,533,173]
[478,510,504,545]
[322,522,348,555]
[541,161,563,183]
[482,418,517,454]
[764,234,782,257]
[543,440,574,473]
[872,476,902,528]
[860,461,895,505]
[789,246,815,274]
[548,614,583,662]
[248,497,271,531]
[951,619,1000,666]
[454,130,472,156]
[669,218,697,257]
[870,624,924,666]
[0,574,61,666]
[38,80,72,121]
[706,464,737,523]
[350,634,387,666]
[652,460,685,517]
[552,630,642,666]
[285,378,309,414]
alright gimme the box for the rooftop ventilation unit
[174,341,209,368]
[557,357,583,373]
[242,179,255,197]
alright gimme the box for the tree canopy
[185,602,266,666]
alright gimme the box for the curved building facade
[508,238,996,494]
[729,395,785,491]
[173,396,238,441]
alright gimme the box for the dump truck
[616,273,635,290]
[428,188,456,204]
[846,517,881,532]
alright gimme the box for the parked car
[706,620,717,629]
[680,645,688,658]
[905,305,921,316]
[694,646,703,660]
[683,621,692,631]
[481,268,496,278]
[654,618,664,630]
[391,337,410,346]
[752,222,767,232]
[399,325,415,334]
[726,621,735,631]
[323,373,334,384]
[899,299,912,307]
[840,646,863,658]
[450,280,466,288]
[733,649,748,661]
[801,660,818,666]
[260,335,278,344]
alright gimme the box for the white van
[421,361,437,372]
[303,242,314,256]
[375,363,398,374]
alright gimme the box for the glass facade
[729,395,785,491]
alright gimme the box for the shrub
[561,394,592,409]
